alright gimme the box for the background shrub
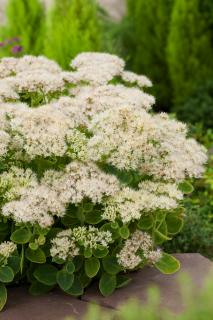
[0,0,45,57]
[167,0,213,106]
[44,0,101,69]
[164,128,213,260]
[174,80,213,129]
[124,0,174,110]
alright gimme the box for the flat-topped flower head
[70,52,125,85]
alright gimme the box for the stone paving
[1,254,212,320]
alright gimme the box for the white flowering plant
[0,53,207,310]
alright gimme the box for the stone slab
[2,287,89,320]
[82,254,213,314]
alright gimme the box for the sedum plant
[0,53,207,310]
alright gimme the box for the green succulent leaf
[73,256,84,271]
[99,273,116,296]
[82,202,94,213]
[178,181,194,194]
[166,215,184,234]
[85,257,100,278]
[116,275,131,288]
[52,257,65,265]
[119,225,130,239]
[154,229,170,244]
[11,228,32,244]
[84,247,93,258]
[34,264,58,286]
[137,215,154,230]
[79,272,91,288]
[26,247,46,264]
[102,256,121,275]
[29,242,39,251]
[0,283,7,311]
[85,210,102,224]
[155,253,180,274]
[65,277,84,296]
[7,256,21,274]
[93,246,109,258]
[29,281,54,296]
[57,269,74,291]
[65,261,75,274]
[0,266,14,283]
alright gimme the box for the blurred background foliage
[0,0,212,259]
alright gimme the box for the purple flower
[0,42,5,47]
[12,37,20,43]
[11,45,23,54]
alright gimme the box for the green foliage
[34,264,57,286]
[166,214,184,235]
[164,130,213,260]
[137,215,154,230]
[25,247,46,264]
[155,252,180,274]
[85,257,100,278]
[10,228,32,244]
[102,257,121,275]
[65,277,84,296]
[44,0,101,69]
[116,275,131,289]
[0,0,45,57]
[65,261,75,274]
[0,266,14,283]
[178,181,194,194]
[125,0,174,109]
[29,281,53,296]
[56,269,74,291]
[167,0,213,106]
[175,80,213,129]
[99,273,116,297]
[0,283,7,312]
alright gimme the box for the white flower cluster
[42,161,120,206]
[88,106,207,181]
[0,55,63,97]
[0,52,207,271]
[50,226,112,261]
[0,166,37,201]
[0,241,16,259]
[0,161,119,228]
[103,182,183,223]
[117,230,162,269]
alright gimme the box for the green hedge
[44,0,101,69]
[174,80,213,129]
[125,0,174,110]
[167,0,213,106]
